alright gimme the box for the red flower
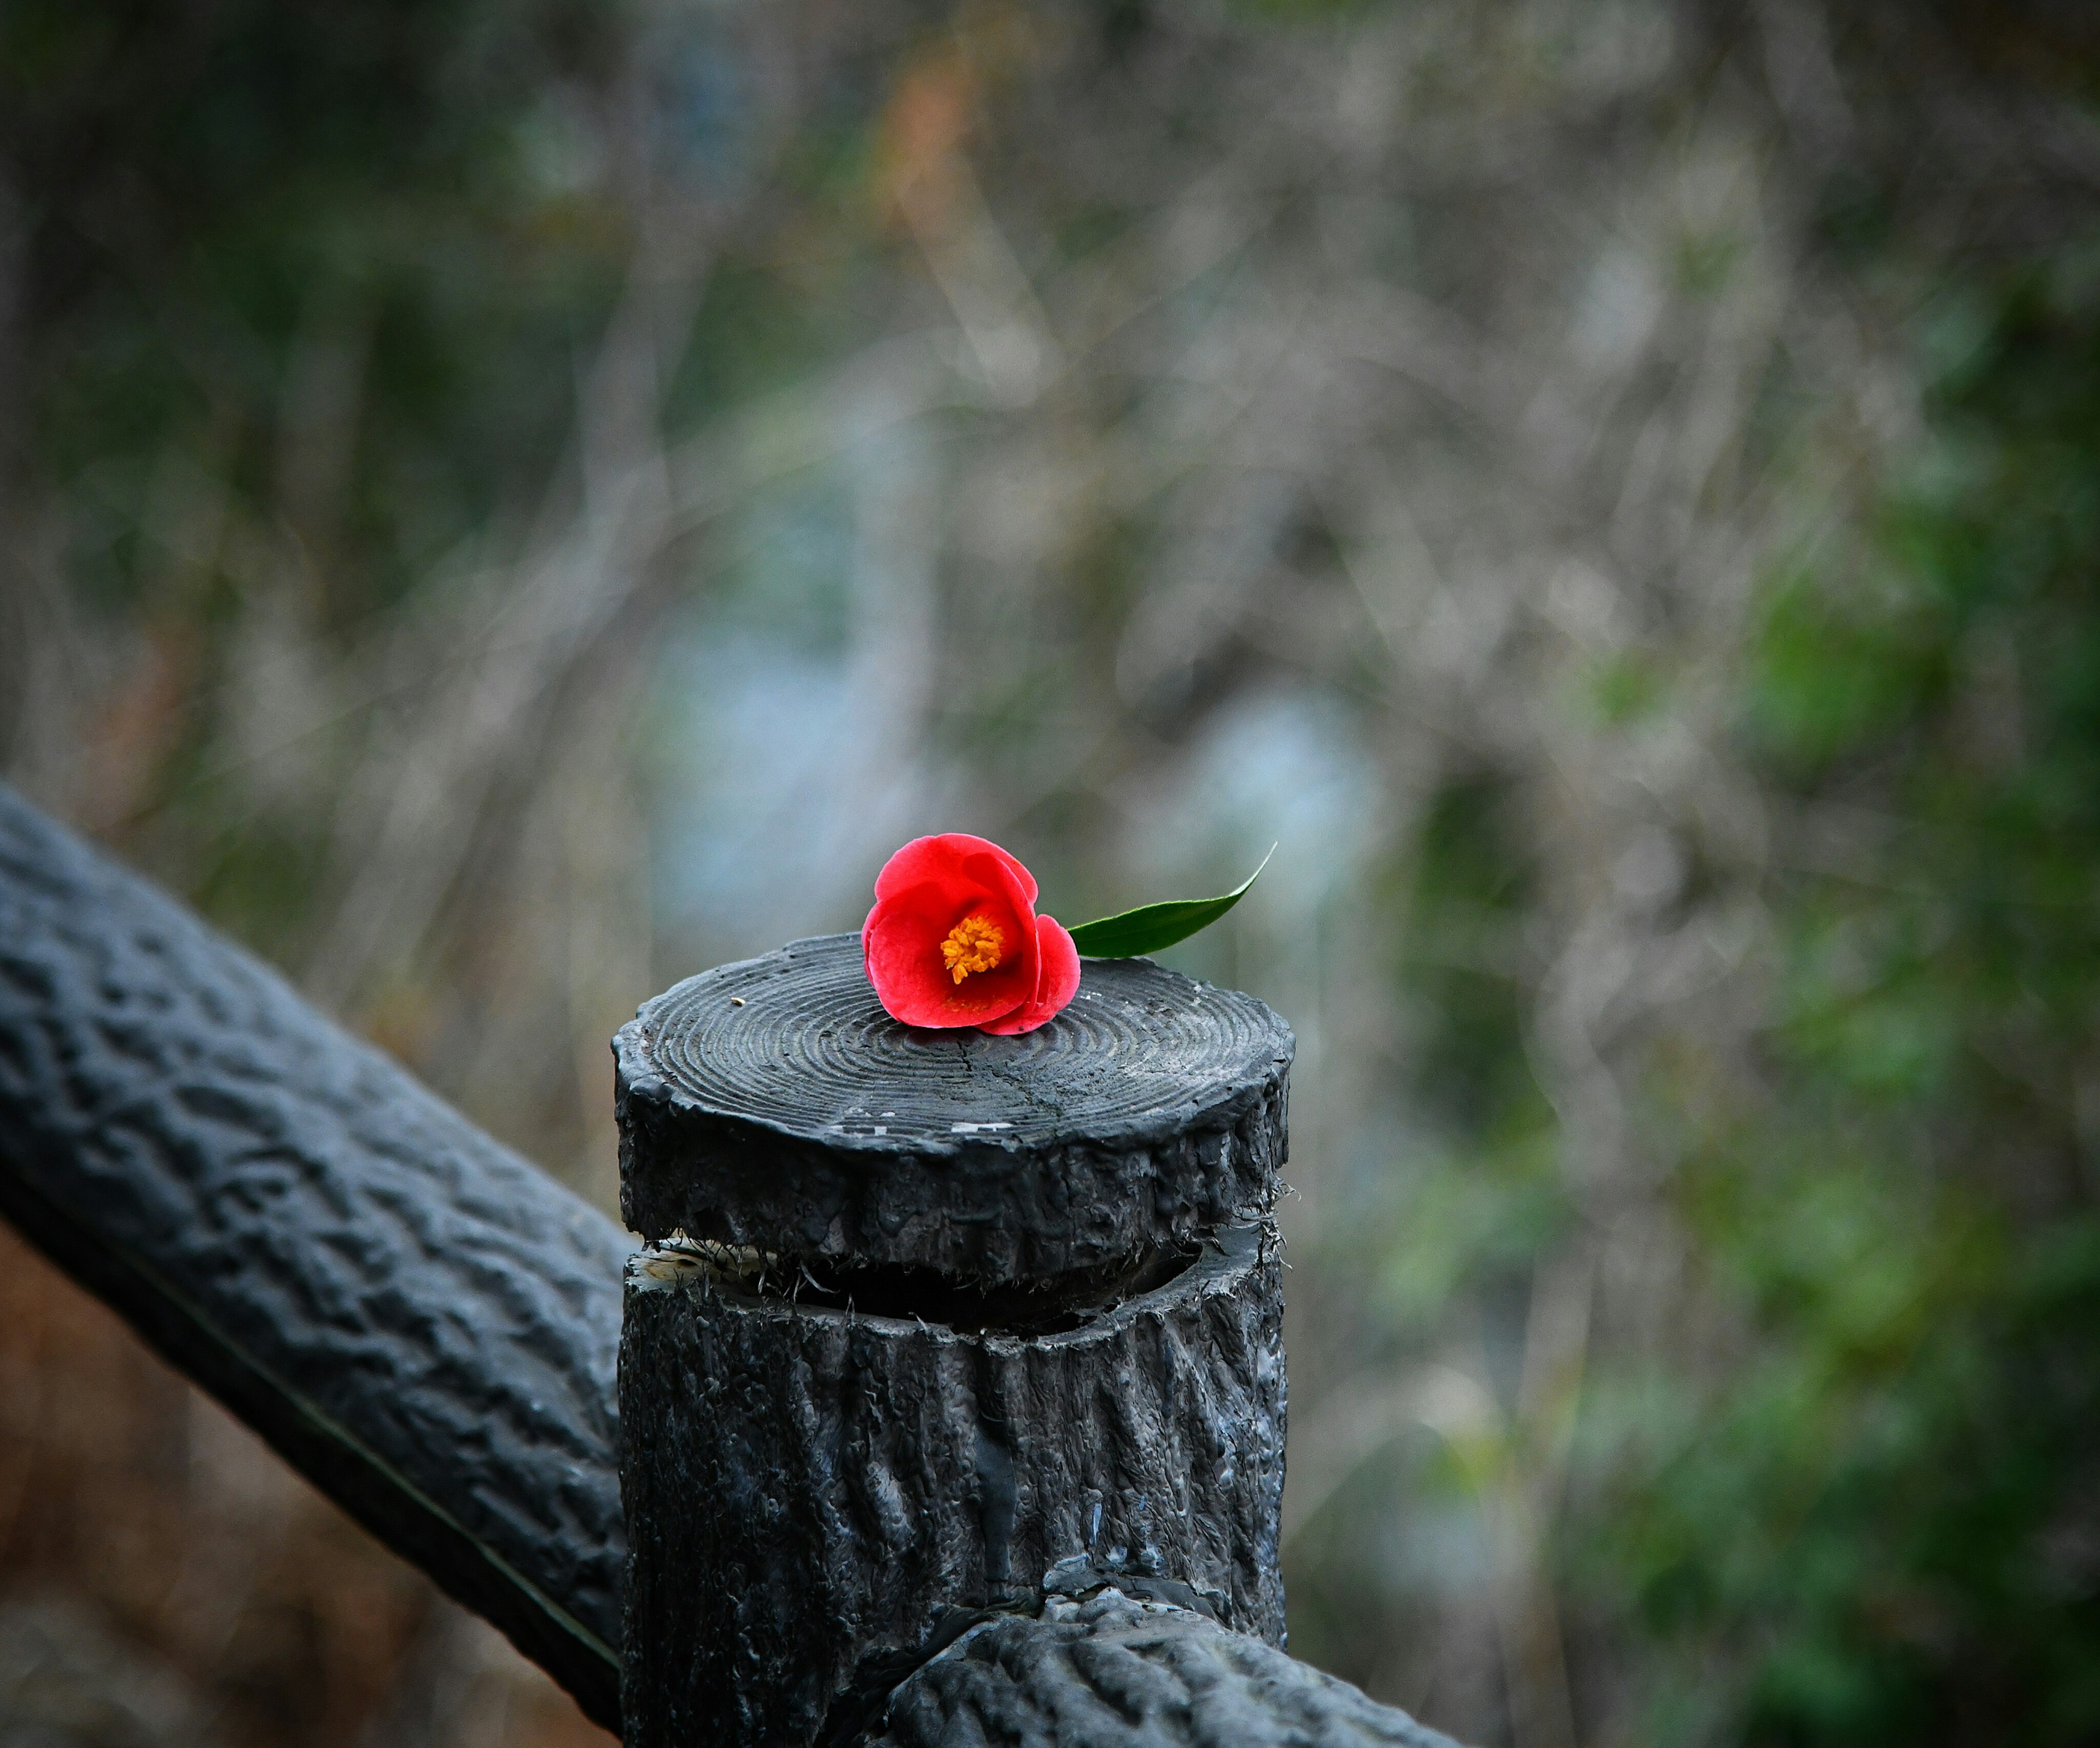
[862,834,1081,1034]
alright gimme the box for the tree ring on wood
[615,932,1292,1285]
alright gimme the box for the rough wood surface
[619,1224,1286,1748]
[864,1591,1464,1748]
[615,933,1292,1284]
[0,785,626,1732]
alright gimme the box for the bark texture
[864,1591,1465,1748]
[619,1224,1286,1748]
[616,933,1292,1284]
[0,785,626,1731]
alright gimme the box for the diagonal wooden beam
[0,784,627,1732]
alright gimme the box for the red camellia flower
[862,834,1081,1034]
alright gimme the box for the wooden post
[614,932,1294,1748]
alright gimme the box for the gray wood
[0,785,626,1733]
[616,933,1293,1285]
[866,1591,1465,1748]
[619,1224,1286,1748]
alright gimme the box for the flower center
[941,914,1006,983]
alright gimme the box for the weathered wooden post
[614,931,1294,1748]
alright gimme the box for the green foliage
[1396,778,1549,1137]
[1602,253,2100,1747]
[3,0,631,622]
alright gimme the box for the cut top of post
[615,932,1292,1285]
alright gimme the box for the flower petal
[862,878,1033,1029]
[977,915,1081,1036]
[874,833,1039,907]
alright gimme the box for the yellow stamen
[941,914,1006,983]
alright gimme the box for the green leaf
[1065,845,1274,958]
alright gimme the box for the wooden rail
[0,784,1465,1748]
[0,785,628,1727]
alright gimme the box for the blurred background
[5,1,2100,1744]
